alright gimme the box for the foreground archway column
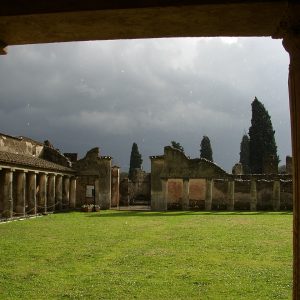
[283,32,300,300]
[16,171,26,216]
[182,178,189,210]
[3,169,13,218]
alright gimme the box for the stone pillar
[283,23,300,299]
[250,179,257,212]
[99,170,112,210]
[16,171,26,216]
[37,173,47,213]
[273,180,281,211]
[27,172,37,215]
[55,175,63,211]
[62,176,70,210]
[69,177,76,209]
[47,174,56,212]
[227,179,235,211]
[161,179,168,211]
[95,178,100,207]
[3,169,13,218]
[111,166,120,207]
[182,178,190,210]
[205,178,213,211]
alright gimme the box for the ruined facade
[149,147,292,211]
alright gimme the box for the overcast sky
[0,37,291,172]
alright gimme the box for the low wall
[163,175,292,211]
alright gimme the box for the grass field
[0,211,292,299]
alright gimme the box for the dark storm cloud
[0,37,290,171]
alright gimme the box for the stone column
[161,179,168,211]
[69,177,76,209]
[227,179,235,211]
[205,178,213,211]
[3,169,13,218]
[47,174,56,212]
[16,171,26,216]
[250,179,257,212]
[283,24,300,299]
[273,180,281,211]
[37,173,47,213]
[55,175,63,211]
[99,165,112,210]
[62,176,70,210]
[182,178,190,210]
[95,178,100,207]
[27,172,37,215]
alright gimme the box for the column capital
[283,32,300,62]
[279,4,300,70]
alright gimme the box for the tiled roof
[0,151,74,173]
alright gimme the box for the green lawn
[0,211,292,299]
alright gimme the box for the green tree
[239,134,250,174]
[200,136,213,161]
[248,97,279,173]
[128,142,143,179]
[171,141,184,153]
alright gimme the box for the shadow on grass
[86,210,293,218]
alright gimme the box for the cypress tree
[239,134,250,174]
[248,97,279,173]
[200,136,213,162]
[128,142,143,179]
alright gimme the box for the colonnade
[159,177,282,211]
[0,167,76,219]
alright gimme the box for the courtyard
[0,211,292,299]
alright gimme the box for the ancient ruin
[0,133,293,219]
